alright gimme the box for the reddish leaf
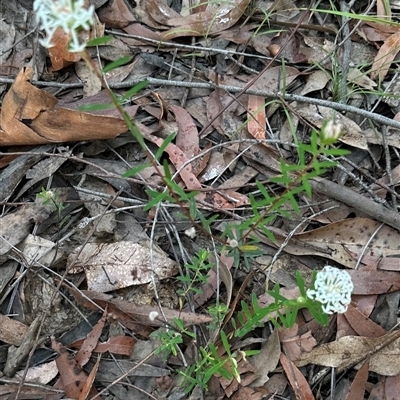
[247,95,266,140]
[349,271,400,295]
[75,308,108,368]
[345,358,369,400]
[51,337,99,400]
[97,0,136,28]
[48,28,81,71]
[280,353,315,400]
[70,336,136,356]
[170,105,199,159]
[385,375,400,399]
[344,304,387,338]
[79,354,101,400]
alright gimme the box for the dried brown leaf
[70,336,136,356]
[170,104,199,159]
[344,305,387,338]
[295,330,400,375]
[0,315,28,346]
[0,203,54,259]
[249,330,281,386]
[76,308,108,368]
[278,325,317,361]
[345,358,369,400]
[79,354,101,400]
[371,30,400,80]
[145,0,182,26]
[67,241,178,292]
[300,70,330,95]
[280,353,315,400]
[97,0,136,28]
[162,0,250,39]
[247,95,266,140]
[51,337,99,399]
[76,290,213,327]
[144,133,203,190]
[270,218,400,268]
[348,270,400,295]
[0,67,130,146]
[48,28,81,71]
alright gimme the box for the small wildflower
[320,120,342,145]
[34,0,94,52]
[306,265,353,314]
[149,311,159,322]
[184,227,196,239]
[227,238,239,248]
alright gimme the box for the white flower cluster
[34,0,94,52]
[306,266,353,314]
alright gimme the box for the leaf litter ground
[2,0,400,399]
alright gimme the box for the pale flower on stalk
[320,120,342,145]
[306,265,353,314]
[34,0,94,52]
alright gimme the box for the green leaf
[220,331,232,356]
[122,163,151,177]
[155,132,176,161]
[86,36,114,46]
[310,130,318,153]
[286,192,299,213]
[295,271,307,297]
[163,159,172,180]
[323,147,351,156]
[164,177,187,198]
[102,56,133,73]
[121,81,149,100]
[302,177,312,197]
[143,190,168,210]
[175,318,186,331]
[78,103,115,112]
[259,225,276,242]
[297,144,306,165]
[189,198,197,220]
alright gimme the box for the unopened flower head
[320,120,342,145]
[306,266,353,314]
[34,0,94,52]
[148,311,159,322]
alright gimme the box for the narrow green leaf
[143,190,168,211]
[259,225,276,242]
[287,192,299,213]
[155,132,176,161]
[163,159,172,180]
[102,56,133,73]
[86,36,114,46]
[295,271,307,297]
[121,81,149,100]
[302,177,312,197]
[122,163,151,177]
[220,331,231,356]
[78,103,115,112]
[324,148,351,156]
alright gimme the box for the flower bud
[320,120,342,145]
